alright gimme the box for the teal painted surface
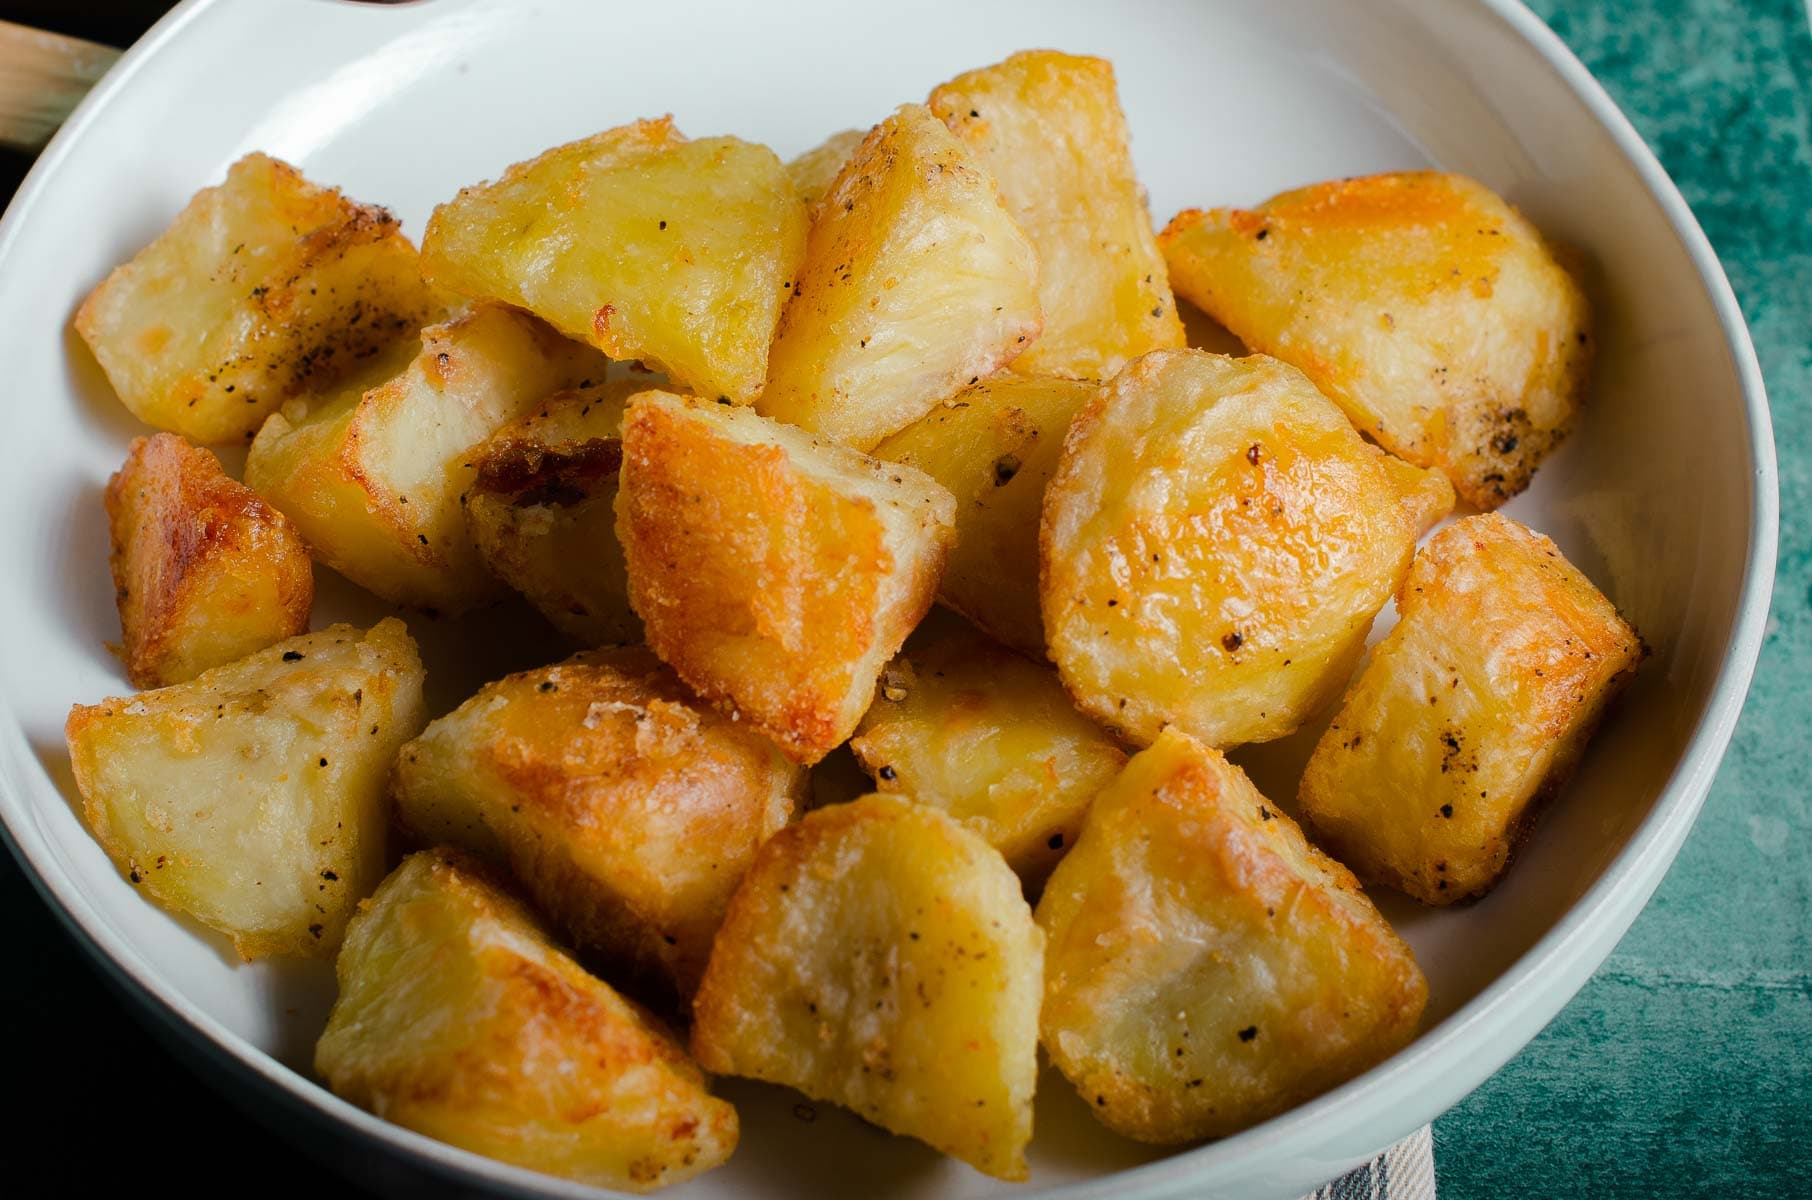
[1435,1,1812,1194]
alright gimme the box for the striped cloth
[1302,1128,1436,1200]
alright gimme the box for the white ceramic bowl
[0,0,1776,1196]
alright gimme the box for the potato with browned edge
[692,794,1042,1181]
[65,620,425,958]
[1161,172,1591,508]
[392,646,805,998]
[874,373,1097,658]
[617,390,955,764]
[76,153,440,444]
[105,432,312,687]
[930,51,1183,379]
[1299,514,1644,903]
[758,104,1043,449]
[851,611,1124,885]
[423,117,805,406]
[1039,728,1426,1143]
[786,128,866,211]
[317,849,738,1192]
[1041,350,1454,749]
[246,304,605,612]
[464,380,642,644]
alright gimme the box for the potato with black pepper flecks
[786,128,866,211]
[422,117,805,406]
[392,646,804,998]
[464,380,642,644]
[105,433,313,688]
[1160,172,1591,508]
[930,50,1183,380]
[75,153,440,444]
[850,611,1124,886]
[616,390,955,764]
[316,849,738,1192]
[758,104,1043,450]
[65,620,425,958]
[1038,729,1426,1143]
[1040,349,1453,749]
[873,373,1097,658]
[1299,514,1644,903]
[691,795,1043,1181]
[246,304,605,613]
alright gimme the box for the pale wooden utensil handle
[0,20,121,151]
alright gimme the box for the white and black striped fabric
[1300,1128,1436,1200]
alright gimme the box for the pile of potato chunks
[63,48,1643,1192]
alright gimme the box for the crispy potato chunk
[1038,729,1426,1143]
[692,795,1042,1180]
[422,118,805,405]
[75,153,439,444]
[1299,514,1643,903]
[1041,350,1454,749]
[246,304,605,612]
[1160,172,1592,508]
[617,391,955,763]
[64,620,425,958]
[787,128,866,210]
[105,433,312,687]
[758,104,1043,449]
[850,611,1124,885]
[930,51,1183,379]
[393,647,804,998]
[873,373,1096,657]
[317,849,737,1192]
[465,381,641,643]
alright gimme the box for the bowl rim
[0,0,1779,1196]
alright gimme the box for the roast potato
[464,380,641,644]
[246,304,605,612]
[392,646,805,998]
[929,51,1183,379]
[1298,514,1644,902]
[422,117,805,405]
[787,128,866,210]
[850,611,1124,885]
[873,373,1097,657]
[64,620,426,958]
[105,432,312,687]
[691,794,1042,1181]
[1160,172,1592,508]
[1040,350,1454,748]
[75,153,439,444]
[316,849,737,1192]
[616,390,956,764]
[1037,728,1426,1143]
[758,104,1043,449]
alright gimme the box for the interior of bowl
[0,0,1766,1197]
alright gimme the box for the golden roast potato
[786,128,866,210]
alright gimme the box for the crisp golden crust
[929,51,1183,379]
[105,433,312,688]
[850,611,1125,886]
[1160,172,1592,508]
[1298,514,1644,903]
[392,646,804,999]
[786,128,866,211]
[617,391,955,764]
[317,850,738,1192]
[246,304,605,612]
[465,381,642,643]
[1037,729,1426,1143]
[690,795,1042,1181]
[1040,350,1452,749]
[873,373,1098,658]
[758,104,1043,449]
[75,153,439,444]
[422,117,805,405]
[65,620,426,958]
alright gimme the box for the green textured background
[1434,1,1812,1195]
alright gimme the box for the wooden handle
[0,20,121,151]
